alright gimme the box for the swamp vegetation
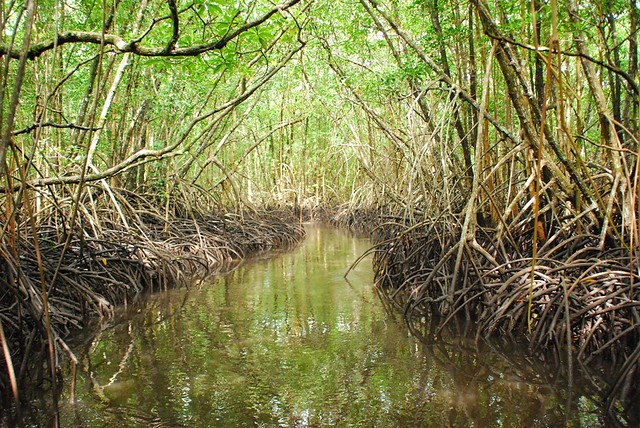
[1,0,640,425]
[10,227,612,426]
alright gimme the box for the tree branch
[482,31,640,96]
[1,41,304,193]
[4,149,184,192]
[0,0,303,60]
[365,0,517,144]
[12,122,101,136]
[165,0,180,53]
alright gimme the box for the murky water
[10,226,608,427]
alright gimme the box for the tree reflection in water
[7,226,636,427]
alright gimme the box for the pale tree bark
[428,0,474,181]
[0,42,304,193]
[81,0,148,228]
[364,0,517,144]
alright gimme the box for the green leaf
[206,2,223,16]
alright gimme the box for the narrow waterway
[15,226,604,427]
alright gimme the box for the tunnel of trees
[1,0,639,423]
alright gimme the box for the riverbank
[0,189,305,403]
[12,226,609,427]
[331,205,640,426]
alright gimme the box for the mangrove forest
[1,0,639,425]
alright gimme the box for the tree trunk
[471,0,590,203]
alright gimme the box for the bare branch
[365,0,517,144]
[12,122,101,136]
[482,32,640,96]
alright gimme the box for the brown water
[8,226,608,427]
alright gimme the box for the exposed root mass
[0,187,305,400]
[369,214,640,424]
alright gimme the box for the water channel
[14,226,606,427]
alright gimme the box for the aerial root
[371,216,639,419]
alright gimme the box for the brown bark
[166,0,180,53]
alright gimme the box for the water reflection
[10,226,625,426]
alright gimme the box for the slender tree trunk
[71,4,118,148]
[604,0,625,146]
[624,0,639,141]
[468,3,478,146]
[429,0,474,182]
[532,0,545,109]
[0,0,37,177]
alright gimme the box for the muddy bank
[0,188,305,402]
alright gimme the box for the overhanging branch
[1,41,304,193]
[0,0,303,60]
[483,32,640,96]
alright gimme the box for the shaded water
[13,226,606,427]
